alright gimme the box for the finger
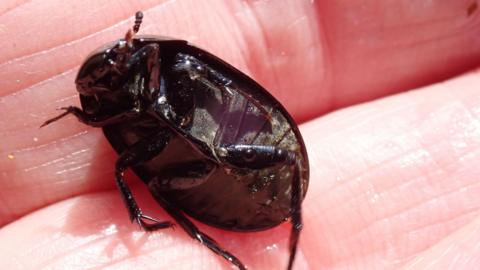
[0,1,321,226]
[400,215,480,270]
[1,1,479,118]
[1,0,479,226]
[312,1,480,118]
[3,69,480,270]
[300,69,480,269]
[0,185,305,270]
[4,70,480,270]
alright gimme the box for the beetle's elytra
[43,11,309,270]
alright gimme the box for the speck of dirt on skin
[468,1,477,16]
[7,153,14,160]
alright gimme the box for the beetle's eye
[243,148,256,162]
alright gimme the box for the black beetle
[42,11,309,270]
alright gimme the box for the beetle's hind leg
[287,164,302,270]
[115,129,175,231]
[154,195,247,270]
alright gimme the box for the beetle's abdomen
[153,50,308,231]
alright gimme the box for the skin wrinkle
[37,231,124,269]
[7,130,89,156]
[326,173,480,264]
[321,122,480,260]
[398,23,480,50]
[371,8,476,36]
[85,245,200,270]
[283,15,308,115]
[0,68,76,121]
[0,130,91,175]
[401,216,480,269]
[234,1,325,120]
[327,208,479,269]
[1,118,85,156]
[0,29,115,97]
[312,2,335,112]
[0,140,111,224]
[239,1,278,93]
[446,81,480,135]
[30,220,116,269]
[0,1,162,64]
[405,196,480,239]
[316,104,422,205]
[243,1,283,104]
[301,72,480,269]
[222,3,254,83]
[4,190,247,270]
[347,180,480,259]
[0,0,30,17]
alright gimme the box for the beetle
[42,11,309,270]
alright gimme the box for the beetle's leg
[41,106,141,128]
[220,144,294,195]
[219,144,296,170]
[149,161,215,191]
[126,43,160,99]
[115,129,175,231]
[153,195,247,270]
[287,164,302,270]
[220,144,302,269]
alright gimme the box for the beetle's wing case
[89,37,309,231]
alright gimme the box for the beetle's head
[75,11,144,97]
[75,45,122,96]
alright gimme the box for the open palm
[1,1,480,269]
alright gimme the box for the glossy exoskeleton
[43,12,309,270]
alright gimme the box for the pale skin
[1,1,480,269]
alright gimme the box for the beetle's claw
[134,215,175,232]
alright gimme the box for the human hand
[1,1,480,269]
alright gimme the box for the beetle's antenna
[133,11,143,34]
[123,11,144,51]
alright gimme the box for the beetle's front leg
[41,106,140,127]
[115,129,175,231]
[126,43,160,98]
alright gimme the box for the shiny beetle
[43,11,309,270]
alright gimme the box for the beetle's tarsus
[40,106,74,127]
[135,215,175,231]
[114,130,173,232]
